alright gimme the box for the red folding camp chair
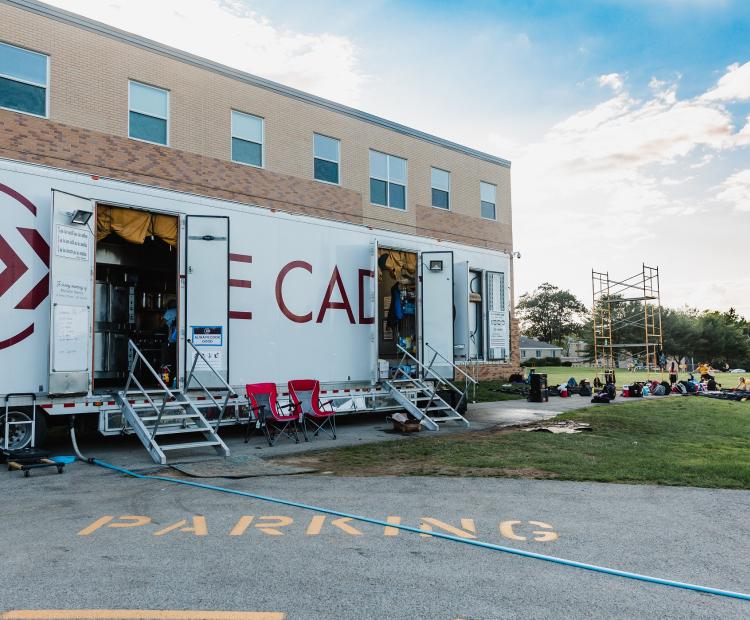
[288,379,336,441]
[245,383,300,446]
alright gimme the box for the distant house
[520,337,564,362]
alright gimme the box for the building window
[0,42,48,117]
[128,81,168,145]
[431,167,450,210]
[232,110,264,167]
[521,350,526,357]
[370,150,407,210]
[480,181,497,220]
[536,349,541,358]
[313,133,340,184]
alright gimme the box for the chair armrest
[279,402,300,414]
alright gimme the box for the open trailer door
[185,216,229,387]
[486,270,508,360]
[420,251,454,379]
[48,190,95,395]
[453,261,469,362]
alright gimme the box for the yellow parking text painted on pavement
[77,515,559,541]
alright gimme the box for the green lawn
[529,365,742,389]
[472,380,525,402]
[281,398,750,489]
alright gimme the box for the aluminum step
[160,440,223,451]
[152,426,208,436]
[138,413,203,422]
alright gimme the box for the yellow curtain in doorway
[96,205,177,247]
[150,213,177,247]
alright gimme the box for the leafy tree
[517,283,587,345]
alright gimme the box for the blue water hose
[90,458,749,602]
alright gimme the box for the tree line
[517,283,750,368]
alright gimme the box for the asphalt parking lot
[1,453,749,620]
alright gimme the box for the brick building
[0,0,520,383]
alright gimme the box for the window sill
[370,202,408,212]
[232,158,264,170]
[314,177,341,187]
[1,105,48,120]
[128,134,169,147]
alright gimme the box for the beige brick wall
[0,1,512,249]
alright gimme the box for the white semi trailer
[0,158,511,461]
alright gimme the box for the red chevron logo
[0,234,29,297]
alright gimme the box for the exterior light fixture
[70,209,92,225]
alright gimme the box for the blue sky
[52,0,750,315]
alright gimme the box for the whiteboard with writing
[52,304,89,372]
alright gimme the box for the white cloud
[715,170,750,212]
[701,61,750,102]
[598,73,624,93]
[511,62,750,313]
[46,0,366,105]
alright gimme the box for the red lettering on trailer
[316,266,354,324]
[229,311,252,320]
[229,253,252,263]
[358,269,375,324]
[276,261,374,326]
[275,261,313,323]
[229,279,251,288]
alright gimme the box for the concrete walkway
[465,394,627,430]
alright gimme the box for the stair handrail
[185,339,238,432]
[123,339,175,438]
[424,342,478,385]
[394,344,464,397]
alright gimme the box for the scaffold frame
[591,264,664,382]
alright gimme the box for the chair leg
[264,423,276,447]
[300,415,309,442]
[244,418,252,443]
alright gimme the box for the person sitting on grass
[736,377,749,392]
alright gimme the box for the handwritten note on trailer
[53,304,89,372]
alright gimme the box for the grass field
[279,398,750,489]
[527,365,743,388]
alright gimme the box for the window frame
[480,180,497,221]
[230,109,265,169]
[128,79,170,146]
[430,166,451,211]
[369,149,408,211]
[312,132,341,186]
[0,41,50,119]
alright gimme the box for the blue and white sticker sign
[191,326,223,346]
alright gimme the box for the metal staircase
[116,340,230,465]
[383,343,476,430]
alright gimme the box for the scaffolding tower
[592,264,664,382]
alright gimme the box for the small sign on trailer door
[192,326,223,347]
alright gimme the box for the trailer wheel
[0,410,47,450]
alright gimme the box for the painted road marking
[0,611,284,620]
[77,515,559,541]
